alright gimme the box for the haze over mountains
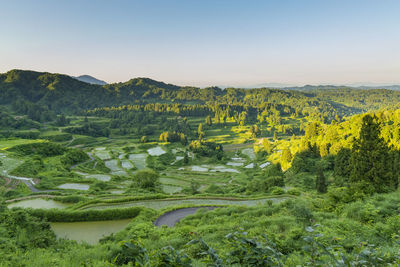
[69,73,400,91]
[73,75,107,85]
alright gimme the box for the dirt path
[154,206,218,227]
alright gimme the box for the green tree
[350,115,394,194]
[250,125,261,138]
[262,138,272,154]
[273,131,278,141]
[133,169,159,190]
[281,148,292,164]
[334,148,351,178]
[198,123,204,140]
[205,115,212,126]
[316,169,327,193]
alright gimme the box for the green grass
[0,138,43,150]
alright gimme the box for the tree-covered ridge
[2,69,400,120]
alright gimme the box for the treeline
[0,107,40,130]
[64,121,111,137]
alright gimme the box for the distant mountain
[73,75,107,85]
[356,85,400,91]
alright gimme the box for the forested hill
[1,69,400,116]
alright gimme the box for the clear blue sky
[1,0,399,86]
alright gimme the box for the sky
[1,0,399,87]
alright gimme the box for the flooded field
[57,183,90,191]
[147,146,166,156]
[128,153,147,169]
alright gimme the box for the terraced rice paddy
[8,198,68,209]
[162,185,182,194]
[121,160,133,169]
[110,190,124,194]
[191,166,208,172]
[57,183,90,191]
[51,219,132,244]
[242,148,256,159]
[226,162,244,166]
[86,174,111,181]
[94,150,111,160]
[147,146,166,156]
[75,171,111,181]
[128,153,147,169]
[0,154,22,173]
[159,177,190,187]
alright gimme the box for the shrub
[133,169,159,190]
[287,188,301,196]
[270,187,285,195]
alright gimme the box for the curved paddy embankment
[77,196,289,211]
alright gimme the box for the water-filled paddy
[245,163,254,168]
[51,219,132,244]
[242,148,256,159]
[160,177,190,187]
[94,150,111,160]
[162,185,182,194]
[58,183,90,190]
[76,171,111,181]
[87,174,111,181]
[8,198,68,209]
[147,146,166,156]
[128,153,147,169]
[226,162,244,166]
[259,162,271,168]
[191,166,208,172]
[105,160,120,171]
[121,160,133,169]
[110,190,125,194]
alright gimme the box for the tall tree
[316,169,327,193]
[197,123,204,140]
[205,115,212,126]
[350,115,394,194]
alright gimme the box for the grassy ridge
[23,206,144,222]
